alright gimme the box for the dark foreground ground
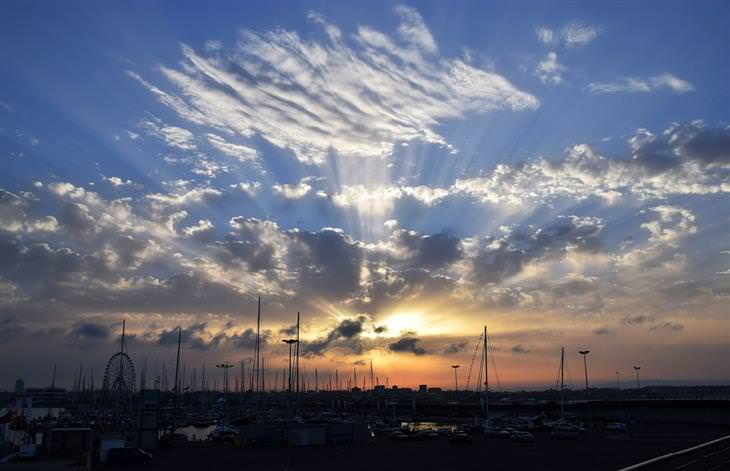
[5,423,728,471]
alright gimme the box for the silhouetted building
[14,378,24,394]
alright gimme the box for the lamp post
[282,339,298,394]
[578,350,591,393]
[450,365,460,392]
[633,366,641,389]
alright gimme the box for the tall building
[14,378,24,394]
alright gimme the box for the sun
[380,311,428,337]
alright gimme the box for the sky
[1,0,729,391]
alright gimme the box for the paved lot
[151,423,726,471]
[2,423,725,470]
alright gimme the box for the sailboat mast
[295,312,300,395]
[254,297,261,392]
[560,346,565,419]
[484,325,489,423]
[174,326,181,413]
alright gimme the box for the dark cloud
[623,315,654,326]
[649,322,684,332]
[60,203,98,240]
[444,342,467,354]
[672,123,730,165]
[290,229,363,300]
[373,325,387,334]
[302,317,367,356]
[279,324,297,336]
[388,336,426,355]
[108,236,152,269]
[229,328,270,349]
[157,322,224,351]
[0,190,27,231]
[334,318,364,338]
[592,327,613,336]
[0,316,26,341]
[511,344,531,354]
[69,321,110,340]
[392,230,462,270]
[473,216,603,285]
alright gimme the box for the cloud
[535,27,554,45]
[536,22,599,47]
[623,315,654,326]
[649,321,684,332]
[103,176,137,188]
[68,321,111,344]
[205,133,258,162]
[0,189,58,234]
[511,344,531,354]
[444,341,467,354]
[393,5,437,53]
[535,52,566,85]
[272,179,313,199]
[588,74,694,94]
[229,327,270,349]
[388,336,426,355]
[131,8,537,164]
[561,22,600,47]
[470,216,603,285]
[592,327,613,336]
[303,316,367,356]
[453,122,730,205]
[142,120,197,150]
[146,187,222,208]
[182,219,215,239]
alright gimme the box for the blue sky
[1,1,729,389]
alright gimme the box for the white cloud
[272,179,313,199]
[535,52,566,85]
[588,74,694,94]
[142,120,196,150]
[146,187,223,208]
[131,9,537,165]
[182,219,215,237]
[206,133,258,162]
[561,23,600,47]
[103,176,136,187]
[394,5,437,53]
[536,22,599,47]
[231,181,262,197]
[535,27,555,45]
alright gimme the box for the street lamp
[450,365,461,392]
[282,339,298,393]
[578,350,591,393]
[633,366,641,389]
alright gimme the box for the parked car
[390,431,410,442]
[106,448,152,466]
[605,422,628,432]
[550,428,579,440]
[449,432,472,445]
[510,431,535,443]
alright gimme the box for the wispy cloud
[588,73,694,94]
[131,8,537,164]
[535,22,600,47]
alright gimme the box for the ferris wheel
[102,351,136,396]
